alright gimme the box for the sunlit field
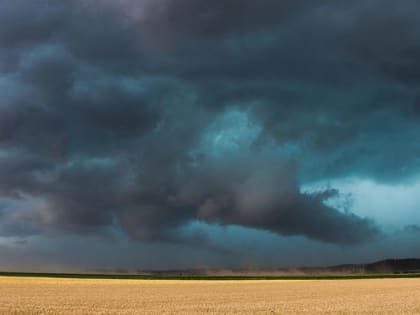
[1,277,420,314]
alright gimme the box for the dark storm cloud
[138,0,327,37]
[347,0,420,85]
[2,0,420,250]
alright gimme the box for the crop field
[1,277,420,314]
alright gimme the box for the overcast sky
[1,0,420,272]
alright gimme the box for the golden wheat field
[1,277,420,314]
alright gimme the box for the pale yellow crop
[1,277,420,314]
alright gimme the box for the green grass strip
[1,272,420,281]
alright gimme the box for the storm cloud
[1,0,420,266]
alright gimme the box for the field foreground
[1,277,420,314]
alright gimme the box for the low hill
[328,258,420,274]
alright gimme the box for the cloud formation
[2,0,420,256]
